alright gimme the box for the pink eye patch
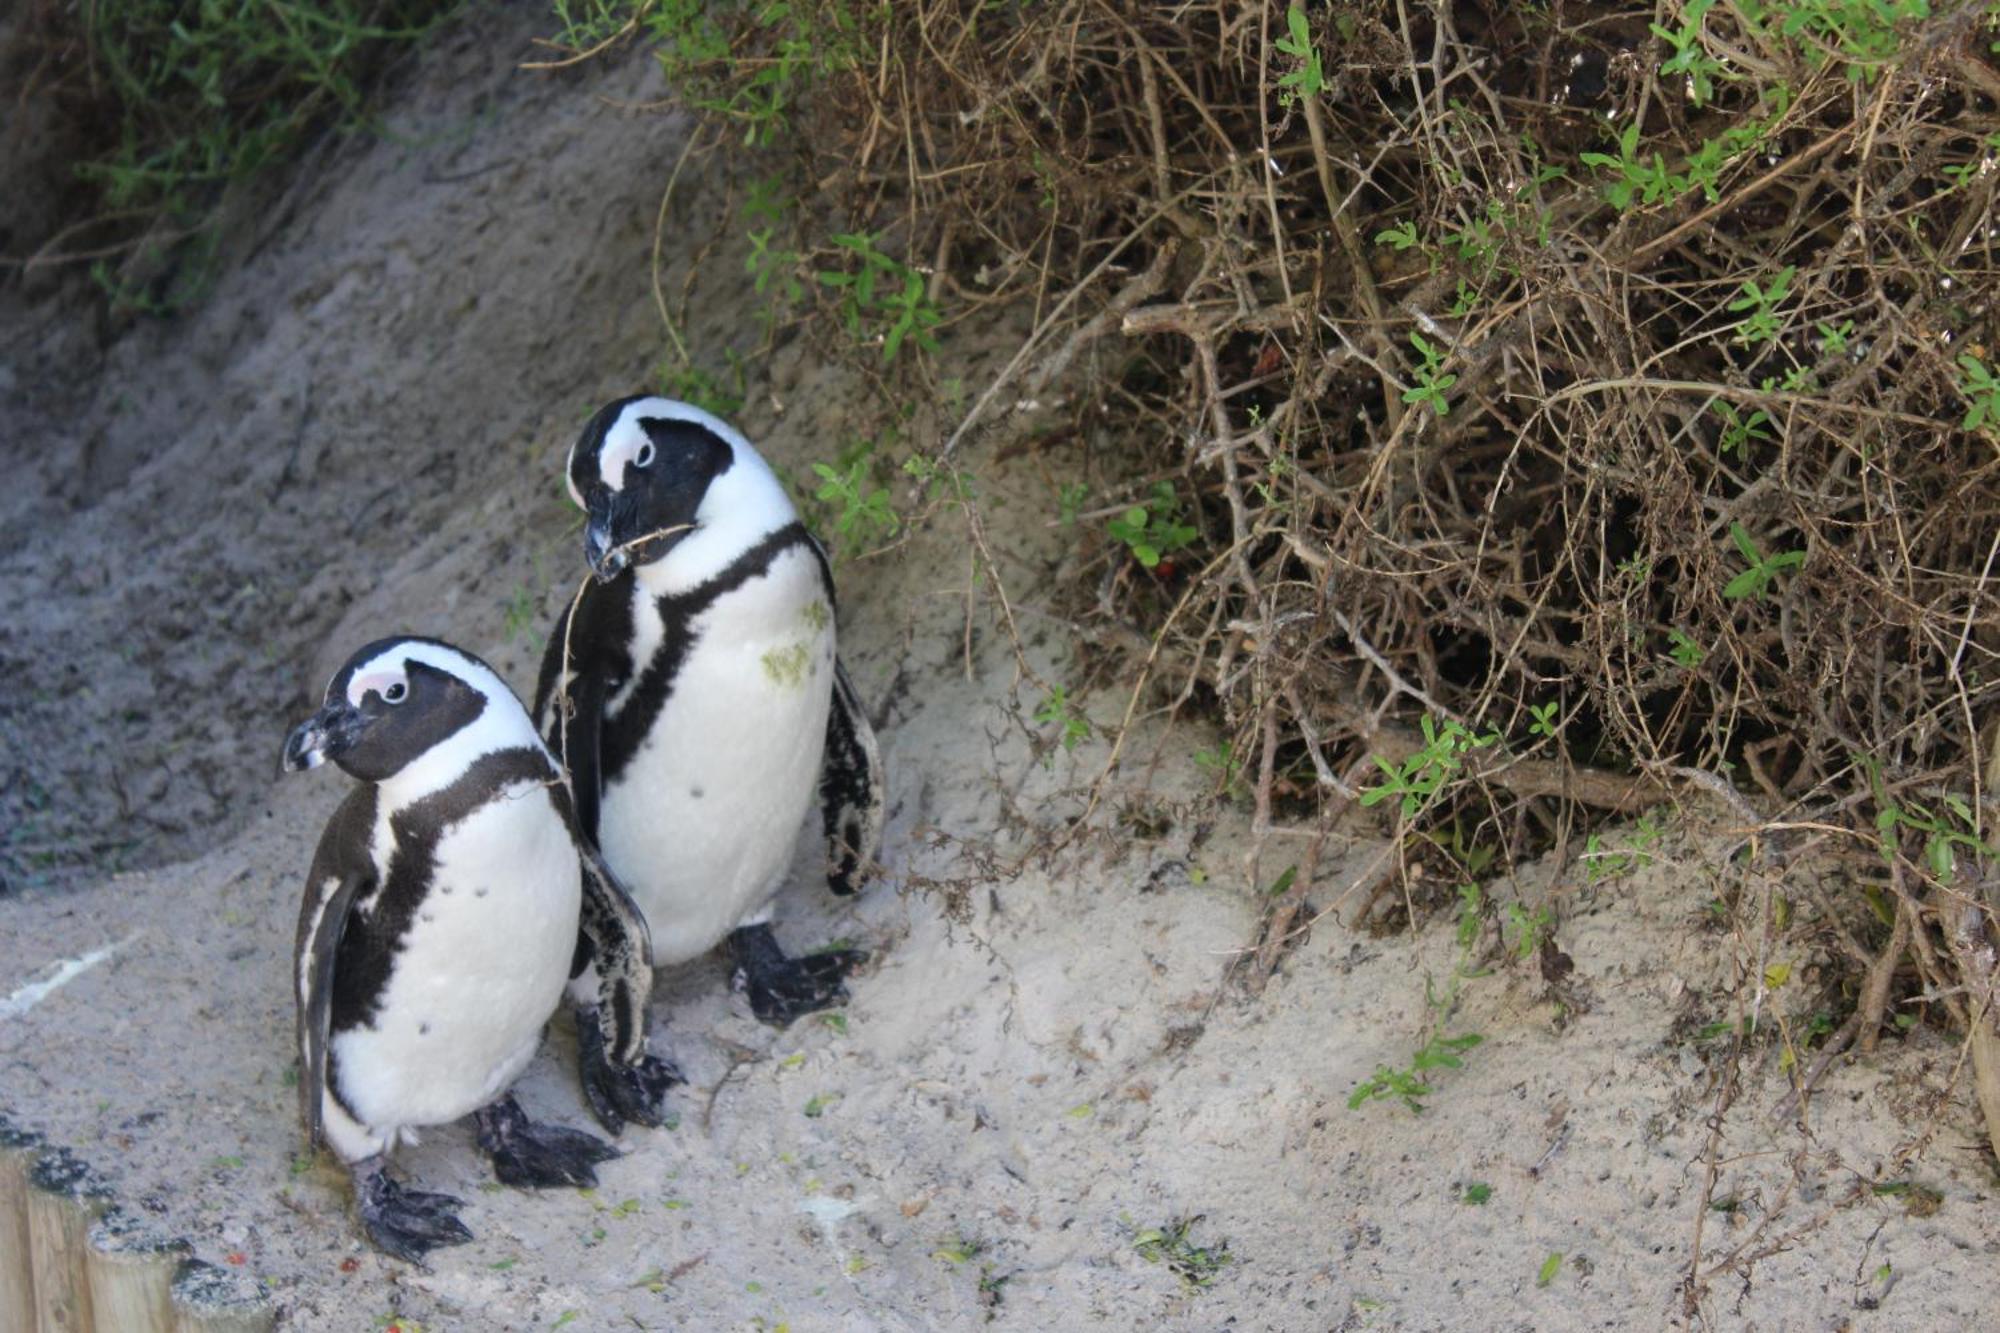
[347,670,405,706]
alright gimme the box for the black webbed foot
[575,1005,683,1135]
[474,1094,620,1189]
[728,923,867,1026]
[354,1161,473,1264]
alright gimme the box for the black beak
[585,511,629,583]
[282,701,366,774]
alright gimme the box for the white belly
[332,785,582,1135]
[600,550,835,965]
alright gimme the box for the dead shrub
[543,1,2000,1155]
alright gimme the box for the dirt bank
[4,5,1998,1328]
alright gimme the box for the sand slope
[4,5,1998,1328]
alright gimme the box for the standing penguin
[534,396,885,1038]
[283,636,667,1261]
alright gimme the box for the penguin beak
[584,490,628,580]
[584,514,628,583]
[282,702,366,774]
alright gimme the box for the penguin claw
[475,1094,620,1189]
[354,1167,473,1265]
[576,1008,683,1135]
[583,1050,684,1136]
[729,925,867,1026]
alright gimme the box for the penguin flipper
[536,583,610,843]
[568,841,681,1133]
[819,655,885,896]
[294,789,376,1151]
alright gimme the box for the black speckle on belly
[419,1022,431,1036]
[690,787,704,799]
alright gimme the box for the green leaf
[1722,568,1764,600]
[1536,1252,1563,1287]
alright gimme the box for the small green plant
[1445,207,1501,272]
[1581,121,1686,210]
[1401,332,1457,417]
[1941,132,2000,189]
[817,233,941,362]
[1582,831,1646,885]
[1193,740,1245,797]
[592,0,863,145]
[1375,219,1420,251]
[1775,0,1931,83]
[1057,482,1090,525]
[1667,628,1706,667]
[1722,522,1806,601]
[1817,319,1856,355]
[932,1236,985,1265]
[1866,759,1998,878]
[811,456,900,546]
[1713,402,1774,456]
[660,356,747,418]
[1583,816,1662,884]
[1728,266,1796,346]
[1653,0,1730,104]
[1107,482,1199,568]
[1526,701,1560,740]
[1461,1181,1493,1205]
[1360,714,1500,820]
[1272,5,1326,103]
[1427,822,1497,884]
[1958,354,2000,430]
[1133,1217,1232,1287]
[1348,1032,1486,1113]
[1034,685,1092,758]
[746,226,805,304]
[1536,1252,1563,1288]
[1504,901,1554,958]
[1454,882,1486,950]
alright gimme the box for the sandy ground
[5,6,2000,1329]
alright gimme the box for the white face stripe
[593,397,754,495]
[345,640,547,804]
[338,640,513,713]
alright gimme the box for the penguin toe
[487,1121,621,1190]
[739,948,866,1026]
[356,1174,473,1264]
[578,1014,685,1134]
[584,1052,685,1134]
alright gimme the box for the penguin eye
[634,441,655,469]
[382,682,408,705]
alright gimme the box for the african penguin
[283,635,672,1262]
[534,396,886,1033]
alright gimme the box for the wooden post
[170,1257,275,1333]
[26,1148,107,1333]
[0,1118,43,1333]
[85,1209,187,1333]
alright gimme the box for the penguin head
[283,637,520,786]
[565,396,794,588]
